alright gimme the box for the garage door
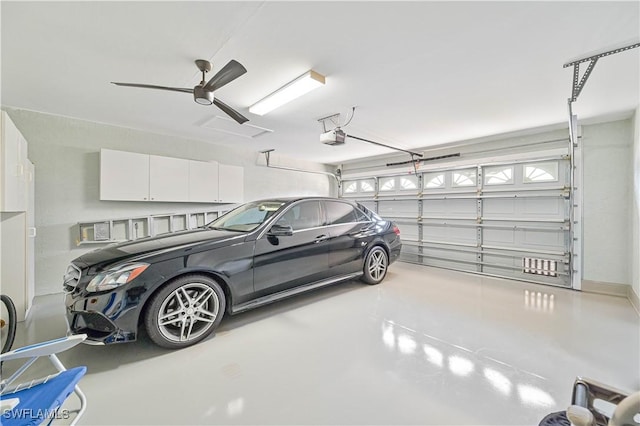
[341,156,572,288]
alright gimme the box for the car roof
[252,196,353,204]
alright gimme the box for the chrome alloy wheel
[367,247,388,282]
[157,283,219,343]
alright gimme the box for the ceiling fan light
[194,86,214,105]
[249,70,325,116]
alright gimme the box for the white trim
[628,286,640,316]
[582,280,629,298]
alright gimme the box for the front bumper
[65,287,141,344]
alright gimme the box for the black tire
[144,275,225,349]
[361,246,389,285]
[1,294,17,354]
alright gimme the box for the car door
[323,200,375,275]
[252,201,330,297]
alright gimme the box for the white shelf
[77,208,229,245]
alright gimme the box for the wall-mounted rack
[76,208,230,245]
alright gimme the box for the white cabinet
[0,212,28,321]
[1,111,28,212]
[189,160,219,202]
[100,149,150,201]
[0,112,35,322]
[25,160,35,317]
[149,155,189,202]
[100,149,243,203]
[219,164,244,203]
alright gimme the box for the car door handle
[314,234,329,243]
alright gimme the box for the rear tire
[361,246,389,285]
[145,275,225,349]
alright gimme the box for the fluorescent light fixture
[249,70,325,115]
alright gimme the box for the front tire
[1,295,17,354]
[145,275,225,349]
[361,246,389,285]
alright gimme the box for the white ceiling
[2,1,638,164]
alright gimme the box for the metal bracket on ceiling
[563,40,640,102]
[258,149,341,183]
[317,113,342,133]
[317,107,356,132]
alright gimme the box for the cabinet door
[1,112,25,212]
[218,164,244,203]
[149,155,189,202]
[100,149,150,201]
[25,161,35,317]
[16,135,28,211]
[189,160,219,202]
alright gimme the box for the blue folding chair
[0,334,88,426]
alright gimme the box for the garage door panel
[483,199,515,215]
[423,199,475,217]
[482,198,565,221]
[422,247,476,263]
[396,223,419,241]
[378,200,417,218]
[522,229,565,250]
[522,198,564,217]
[483,265,568,286]
[426,258,478,273]
[423,224,477,244]
[483,228,516,244]
[484,224,565,252]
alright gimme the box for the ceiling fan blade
[204,60,247,92]
[111,82,193,94]
[213,98,249,124]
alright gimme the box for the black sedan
[63,197,402,349]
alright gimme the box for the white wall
[632,107,640,302]
[582,119,633,286]
[6,108,335,296]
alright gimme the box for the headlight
[87,263,149,292]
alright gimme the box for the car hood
[74,228,245,269]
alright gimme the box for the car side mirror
[268,224,293,237]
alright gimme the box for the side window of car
[324,201,363,225]
[275,201,323,231]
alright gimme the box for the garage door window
[484,166,514,185]
[343,181,358,194]
[524,162,558,183]
[380,177,395,191]
[424,173,445,189]
[360,179,375,192]
[380,176,419,192]
[342,179,376,195]
[452,169,477,187]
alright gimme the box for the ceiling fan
[111,59,249,124]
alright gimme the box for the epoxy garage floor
[7,263,640,425]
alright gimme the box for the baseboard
[628,286,640,316]
[581,280,629,298]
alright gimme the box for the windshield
[206,201,286,232]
